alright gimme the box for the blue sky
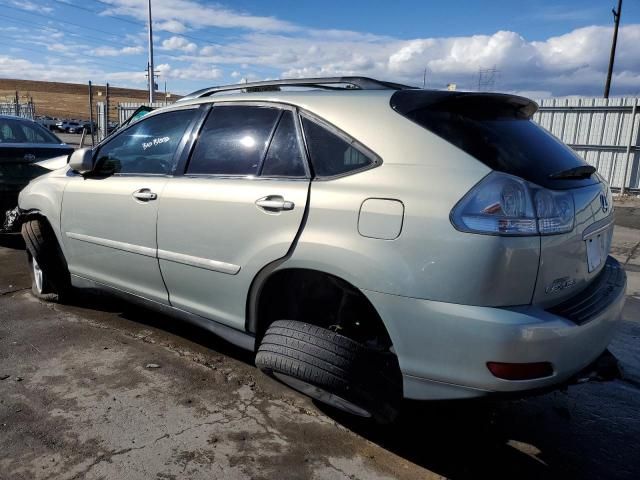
[1,0,640,96]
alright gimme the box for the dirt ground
[1,201,639,480]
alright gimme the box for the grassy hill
[0,78,178,122]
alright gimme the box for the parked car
[35,116,58,131]
[15,77,625,422]
[55,120,83,133]
[68,122,95,134]
[0,115,73,229]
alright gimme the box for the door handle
[255,195,294,212]
[132,188,158,201]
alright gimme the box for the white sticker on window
[142,136,170,150]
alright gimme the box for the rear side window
[260,111,306,177]
[301,117,374,178]
[187,105,280,176]
[95,109,196,175]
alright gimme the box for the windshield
[0,117,63,145]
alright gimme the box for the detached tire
[256,320,400,423]
[21,218,71,302]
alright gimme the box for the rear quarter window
[301,116,377,178]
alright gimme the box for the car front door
[156,104,310,329]
[61,108,199,304]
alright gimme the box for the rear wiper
[548,165,596,179]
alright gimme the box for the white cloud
[10,0,53,13]
[177,24,640,96]
[154,20,187,34]
[47,43,72,53]
[92,45,145,57]
[161,36,197,53]
[155,62,223,81]
[99,0,297,32]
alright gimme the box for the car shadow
[62,288,255,365]
[313,399,555,479]
[0,233,25,250]
[60,289,638,480]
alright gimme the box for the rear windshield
[393,93,598,189]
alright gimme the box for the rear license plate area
[586,227,613,273]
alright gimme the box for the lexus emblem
[23,153,36,162]
[600,193,609,214]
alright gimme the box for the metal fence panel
[533,97,640,192]
[0,101,35,119]
[117,102,170,125]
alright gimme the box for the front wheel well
[254,268,394,352]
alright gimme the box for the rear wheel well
[254,269,394,352]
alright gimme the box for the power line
[83,0,232,45]
[24,0,233,54]
[52,0,145,28]
[0,33,143,72]
[0,13,145,57]
[3,4,137,44]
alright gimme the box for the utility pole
[105,82,110,131]
[147,0,155,103]
[88,81,95,147]
[604,0,622,98]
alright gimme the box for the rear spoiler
[390,90,539,119]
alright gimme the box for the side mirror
[68,148,94,173]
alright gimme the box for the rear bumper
[362,256,626,400]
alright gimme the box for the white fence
[533,97,640,192]
[0,100,35,119]
[96,101,172,141]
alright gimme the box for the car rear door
[61,108,199,304]
[156,103,310,329]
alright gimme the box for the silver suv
[17,77,626,422]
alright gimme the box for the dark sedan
[0,115,74,217]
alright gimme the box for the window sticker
[142,136,171,150]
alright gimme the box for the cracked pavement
[1,198,640,479]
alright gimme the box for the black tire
[21,218,71,302]
[256,320,400,423]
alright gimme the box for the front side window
[95,109,196,175]
[187,105,280,176]
[301,117,374,178]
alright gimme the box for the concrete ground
[57,133,91,149]
[1,202,639,480]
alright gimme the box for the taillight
[451,172,575,236]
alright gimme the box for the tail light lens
[451,172,575,236]
[487,361,554,380]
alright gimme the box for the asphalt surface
[1,201,639,479]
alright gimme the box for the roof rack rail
[176,76,416,103]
